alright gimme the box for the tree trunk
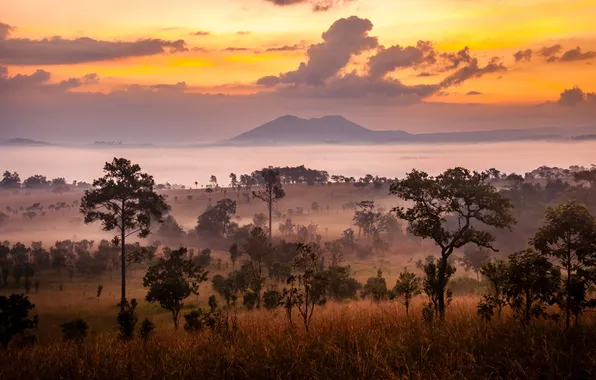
[268,196,273,240]
[524,291,532,326]
[120,223,126,312]
[438,256,448,321]
[565,257,571,330]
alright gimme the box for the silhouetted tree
[0,294,38,347]
[253,167,286,239]
[532,201,596,328]
[390,167,515,320]
[392,268,422,316]
[80,158,169,310]
[143,248,208,329]
[459,247,491,281]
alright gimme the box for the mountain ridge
[225,115,592,145]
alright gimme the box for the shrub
[60,319,88,343]
[139,318,156,340]
[243,291,257,310]
[0,294,38,347]
[263,290,281,310]
[117,299,138,340]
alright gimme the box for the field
[1,183,595,379]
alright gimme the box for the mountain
[0,138,51,146]
[225,115,582,145]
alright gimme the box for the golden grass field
[1,184,595,379]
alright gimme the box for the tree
[23,175,50,189]
[196,199,237,238]
[229,173,238,189]
[506,249,561,326]
[156,215,186,243]
[229,243,241,269]
[532,201,596,329]
[0,294,38,347]
[390,167,515,320]
[243,227,273,308]
[253,167,286,239]
[252,212,267,229]
[393,268,422,316]
[0,171,20,189]
[80,158,169,310]
[210,175,218,188]
[362,269,388,302]
[143,248,208,329]
[420,256,456,319]
[353,201,381,239]
[282,243,329,332]
[480,260,508,317]
[459,246,491,281]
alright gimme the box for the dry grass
[1,298,595,380]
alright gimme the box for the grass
[1,295,596,379]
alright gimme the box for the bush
[362,270,387,302]
[243,291,257,310]
[139,318,156,340]
[0,294,38,347]
[116,299,138,340]
[60,319,88,342]
[263,290,281,310]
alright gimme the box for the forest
[1,160,596,379]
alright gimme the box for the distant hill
[225,115,575,145]
[0,138,51,146]
[227,115,412,144]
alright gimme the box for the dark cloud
[367,41,434,79]
[0,66,98,93]
[560,47,596,62]
[558,86,596,106]
[438,47,473,71]
[266,43,304,52]
[539,44,562,57]
[0,35,188,65]
[222,47,250,52]
[264,0,355,13]
[260,16,378,86]
[440,57,506,88]
[0,22,14,40]
[466,91,483,96]
[416,72,434,77]
[513,49,532,62]
[191,31,210,36]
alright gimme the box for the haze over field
[3,140,595,187]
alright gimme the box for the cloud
[222,47,250,52]
[236,31,251,35]
[260,16,378,86]
[558,86,596,106]
[191,31,210,36]
[0,65,99,93]
[0,22,14,40]
[440,57,506,88]
[466,91,483,96]
[438,46,473,71]
[513,49,532,62]
[264,0,355,12]
[0,35,188,65]
[540,44,562,58]
[266,43,305,52]
[559,47,596,62]
[367,41,434,79]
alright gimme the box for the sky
[0,0,595,143]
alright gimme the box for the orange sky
[1,0,595,103]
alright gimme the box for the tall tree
[390,167,515,319]
[532,201,596,329]
[80,158,168,310]
[253,167,286,239]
